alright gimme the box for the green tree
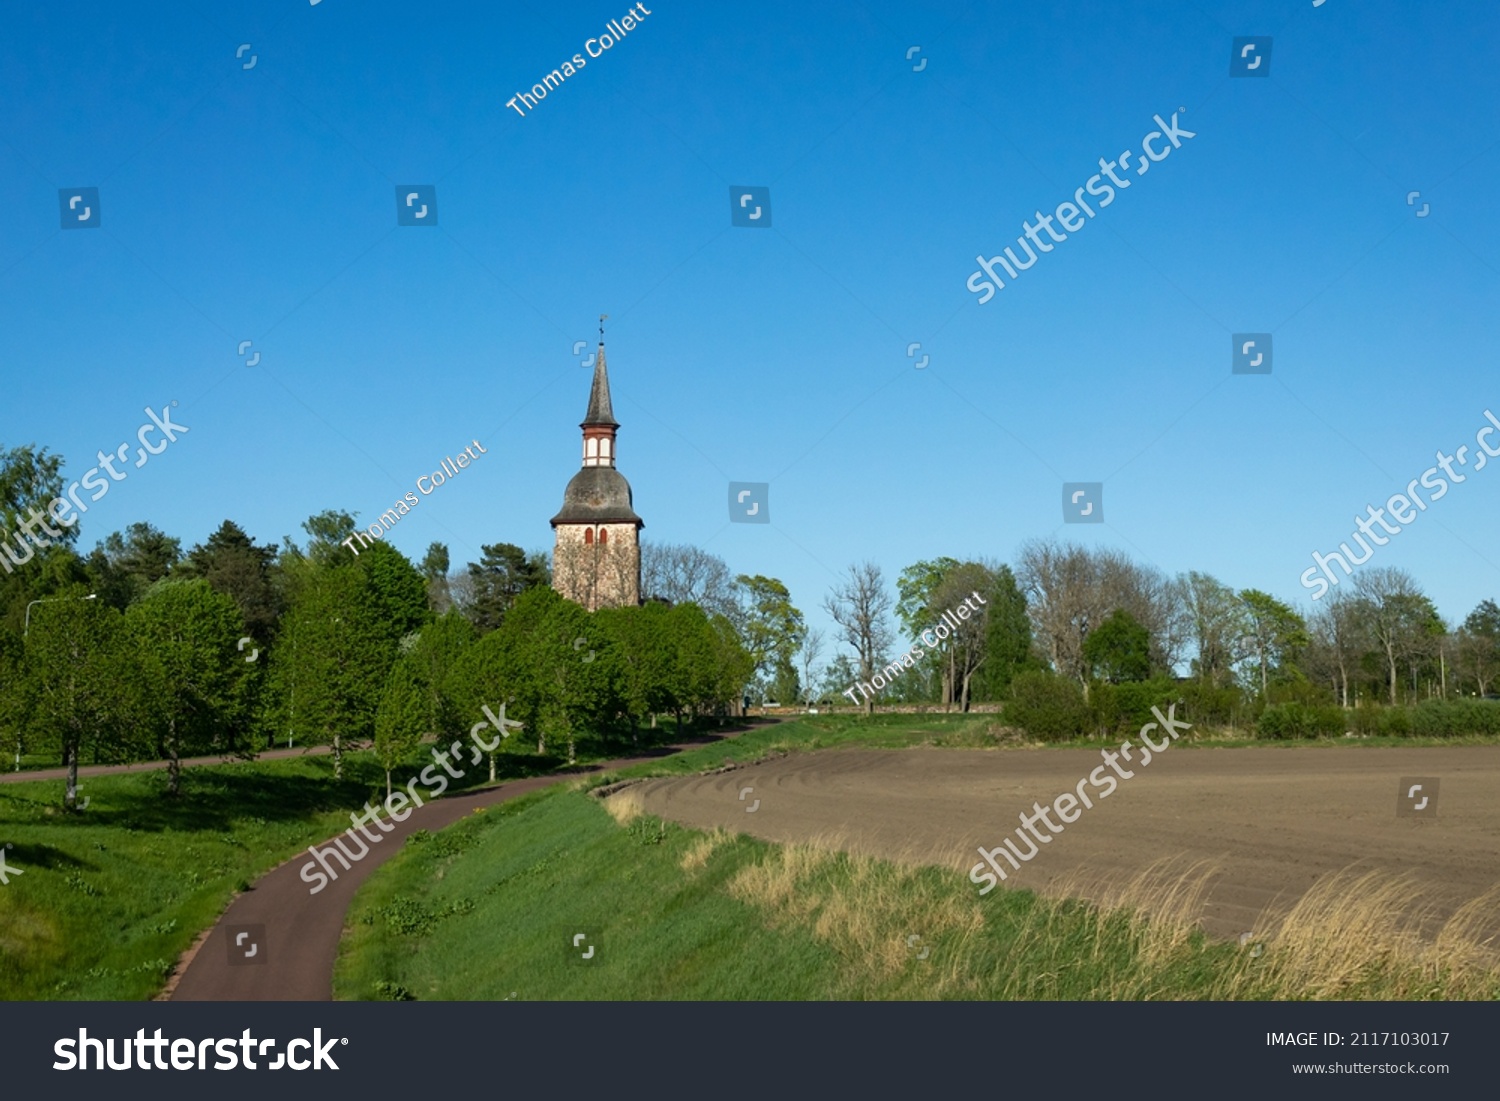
[708,612,756,718]
[0,627,29,769]
[88,522,181,609]
[1459,599,1500,696]
[663,602,721,731]
[1238,589,1309,698]
[0,444,89,634]
[24,592,129,808]
[895,557,961,638]
[406,610,476,720]
[979,564,1036,701]
[420,541,453,614]
[820,652,857,705]
[300,509,359,564]
[125,579,249,795]
[929,562,996,710]
[450,586,565,756]
[178,520,282,639]
[734,574,805,702]
[596,602,673,735]
[266,563,390,777]
[896,556,960,702]
[1465,598,1500,637]
[356,541,431,644]
[1082,607,1152,683]
[461,543,550,633]
[374,657,428,797]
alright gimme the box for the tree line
[0,444,777,806]
[5,435,1497,806]
[812,541,1500,739]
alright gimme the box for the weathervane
[599,313,608,341]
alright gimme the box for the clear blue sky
[3,0,1498,649]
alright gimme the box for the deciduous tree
[1238,589,1309,697]
[24,592,128,808]
[125,579,249,795]
[824,562,893,715]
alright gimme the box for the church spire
[580,316,619,467]
[583,314,619,429]
[583,342,619,428]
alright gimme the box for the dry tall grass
[600,787,645,826]
[1213,871,1500,1000]
[723,838,1500,1000]
[680,828,734,874]
[601,802,1500,999]
[726,838,986,998]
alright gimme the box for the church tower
[550,333,644,611]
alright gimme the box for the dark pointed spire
[583,323,619,428]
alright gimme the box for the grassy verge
[336,786,1500,1001]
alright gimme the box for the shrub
[1177,680,1246,728]
[1004,670,1091,742]
[1410,698,1500,738]
[1089,677,1179,738]
[1256,702,1346,740]
[1350,701,1383,736]
[1378,707,1412,737]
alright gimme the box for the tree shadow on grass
[3,840,90,871]
[58,757,391,835]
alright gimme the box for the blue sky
[3,0,1499,652]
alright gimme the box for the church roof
[550,466,643,526]
[583,343,619,427]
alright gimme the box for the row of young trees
[0,436,771,804]
[2,515,757,806]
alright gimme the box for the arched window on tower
[599,528,608,545]
[584,528,593,545]
[586,438,599,462]
[601,437,612,460]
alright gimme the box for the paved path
[167,723,760,1001]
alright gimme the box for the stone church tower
[550,339,644,611]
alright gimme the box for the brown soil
[631,744,1500,941]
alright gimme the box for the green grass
[0,754,414,1000]
[0,716,754,1001]
[334,790,843,1000]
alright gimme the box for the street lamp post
[17,593,97,771]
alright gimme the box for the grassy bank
[335,783,1500,1001]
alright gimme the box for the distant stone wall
[552,522,641,610]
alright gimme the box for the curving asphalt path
[167,724,760,1001]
